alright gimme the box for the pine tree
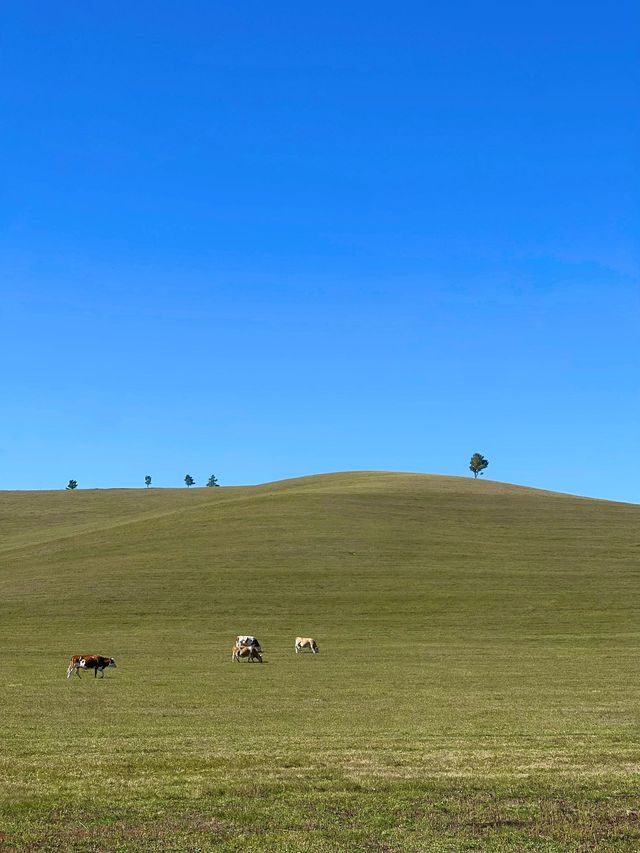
[144,475,152,488]
[184,474,195,488]
[66,480,78,490]
[206,474,220,487]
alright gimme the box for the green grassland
[1,472,639,851]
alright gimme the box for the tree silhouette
[206,474,220,487]
[184,474,195,488]
[469,453,489,479]
[144,475,152,488]
[66,480,78,490]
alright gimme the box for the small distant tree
[144,475,152,488]
[66,480,78,490]
[469,453,489,479]
[184,474,195,488]
[206,474,220,487]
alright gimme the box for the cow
[232,644,263,663]
[235,635,261,651]
[66,654,117,679]
[295,637,319,654]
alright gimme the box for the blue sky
[2,2,638,501]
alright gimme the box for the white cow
[295,637,319,654]
[236,635,261,651]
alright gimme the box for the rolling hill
[1,472,639,851]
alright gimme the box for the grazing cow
[235,635,261,651]
[232,644,263,663]
[66,654,117,679]
[295,637,319,654]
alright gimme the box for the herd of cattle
[232,635,319,663]
[65,636,319,677]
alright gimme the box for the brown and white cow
[66,655,117,678]
[232,644,263,663]
[295,637,319,654]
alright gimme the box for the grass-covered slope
[1,472,639,851]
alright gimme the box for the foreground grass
[1,473,639,850]
[3,778,640,851]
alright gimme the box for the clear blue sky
[2,2,638,501]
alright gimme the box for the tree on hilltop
[469,453,489,479]
[206,474,220,487]
[184,474,195,488]
[144,475,152,488]
[66,480,78,490]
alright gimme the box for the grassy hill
[1,472,639,851]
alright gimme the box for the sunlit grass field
[1,472,639,851]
